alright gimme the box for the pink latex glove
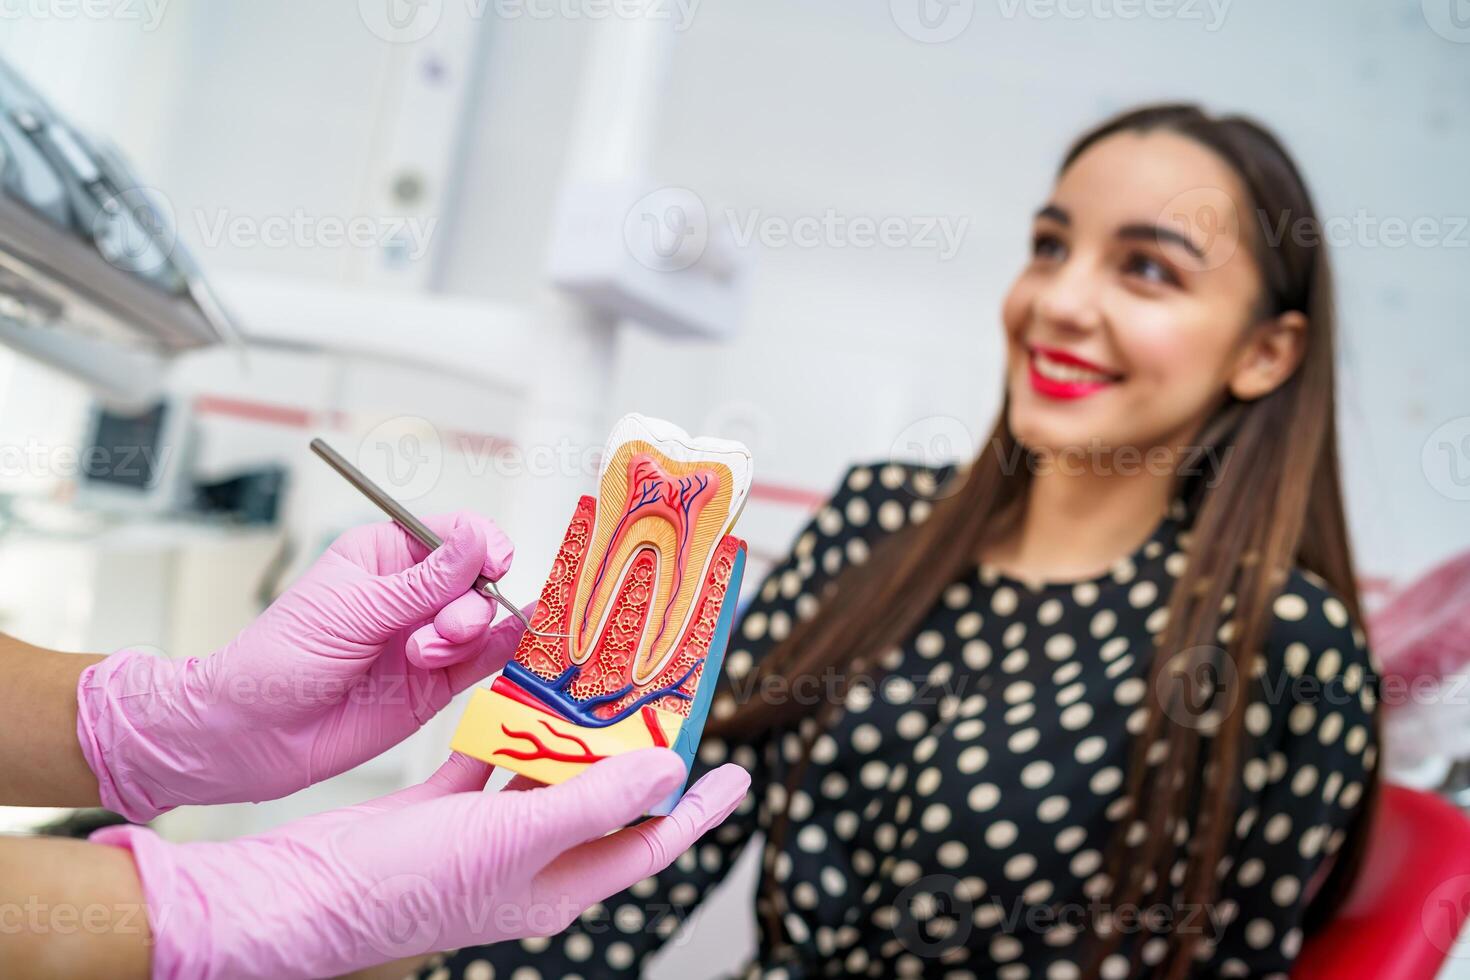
[94,748,750,980]
[77,512,526,822]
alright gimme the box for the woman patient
[425,103,1378,979]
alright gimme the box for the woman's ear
[1228,310,1308,400]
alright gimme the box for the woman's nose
[1035,261,1105,335]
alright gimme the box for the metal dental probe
[309,437,571,639]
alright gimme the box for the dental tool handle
[309,438,565,637]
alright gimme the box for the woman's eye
[1124,252,1179,287]
[1032,233,1065,260]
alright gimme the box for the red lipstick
[1027,344,1122,401]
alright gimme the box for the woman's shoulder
[1266,567,1370,657]
[814,458,959,527]
[740,459,957,621]
[1257,565,1376,716]
[782,459,953,561]
[717,460,956,712]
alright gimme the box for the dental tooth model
[452,414,752,814]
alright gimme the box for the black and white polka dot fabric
[429,462,1377,980]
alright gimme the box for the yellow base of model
[451,679,686,786]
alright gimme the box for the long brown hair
[706,103,1376,977]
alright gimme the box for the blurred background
[0,0,1466,973]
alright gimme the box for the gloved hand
[77,512,526,822]
[95,748,750,980]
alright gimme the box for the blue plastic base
[649,545,747,816]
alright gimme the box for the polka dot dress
[432,462,1377,980]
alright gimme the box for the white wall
[4,0,1465,582]
[436,0,1470,588]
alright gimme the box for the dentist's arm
[0,750,749,980]
[0,634,105,807]
[0,840,422,980]
[0,512,521,815]
[0,833,152,979]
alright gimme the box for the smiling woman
[426,103,1376,980]
[1002,122,1314,478]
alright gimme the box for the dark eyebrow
[1034,204,1209,262]
[1117,223,1206,260]
[1035,203,1070,225]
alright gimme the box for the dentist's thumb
[358,521,490,637]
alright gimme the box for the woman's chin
[1007,407,1101,458]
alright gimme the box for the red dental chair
[1292,784,1470,978]
[1296,553,1470,977]
[1294,554,1470,978]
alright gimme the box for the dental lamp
[0,56,235,409]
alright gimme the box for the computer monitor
[76,398,192,514]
